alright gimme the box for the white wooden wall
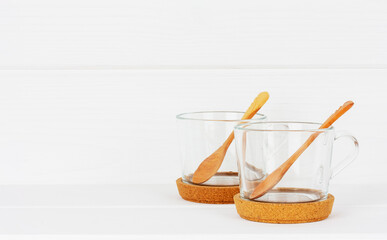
[0,70,385,185]
[1,0,387,68]
[0,0,386,185]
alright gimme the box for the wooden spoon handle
[286,101,354,166]
[241,92,270,120]
[319,101,354,129]
[223,92,269,148]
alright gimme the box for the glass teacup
[176,111,266,186]
[234,121,359,203]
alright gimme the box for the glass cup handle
[331,131,359,178]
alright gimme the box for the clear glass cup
[234,121,359,203]
[177,111,267,186]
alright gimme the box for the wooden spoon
[249,101,354,199]
[191,92,270,184]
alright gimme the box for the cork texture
[176,178,239,204]
[234,193,334,223]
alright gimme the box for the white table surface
[0,184,385,240]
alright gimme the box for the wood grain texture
[0,0,386,68]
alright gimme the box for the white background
[0,69,385,185]
[0,0,387,238]
[0,0,386,185]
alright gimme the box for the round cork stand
[234,193,334,223]
[176,178,239,204]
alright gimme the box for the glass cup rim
[235,121,334,133]
[176,111,266,122]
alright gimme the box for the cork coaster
[176,178,239,204]
[234,193,334,223]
